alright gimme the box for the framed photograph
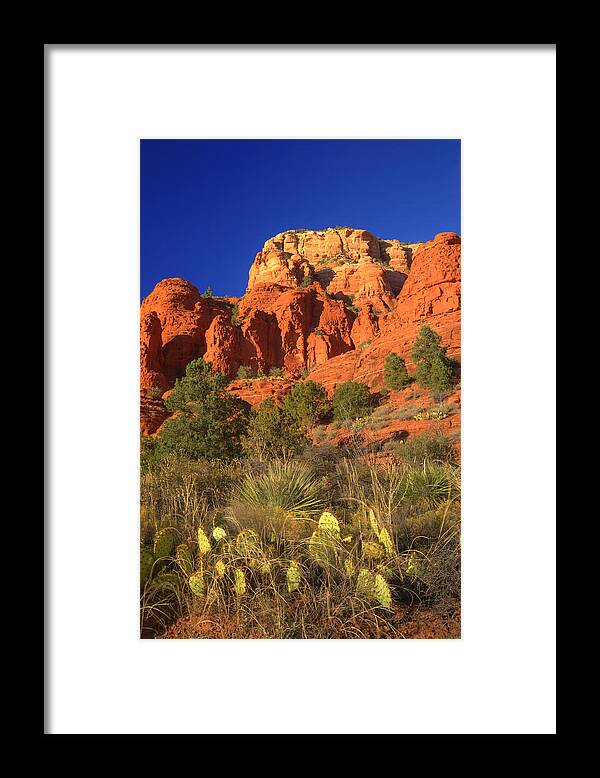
[46,44,556,734]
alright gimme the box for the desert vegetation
[140,325,460,639]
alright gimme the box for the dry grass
[140,451,461,639]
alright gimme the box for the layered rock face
[140,228,460,423]
[309,232,461,392]
[247,228,419,313]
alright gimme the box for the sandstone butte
[140,227,461,436]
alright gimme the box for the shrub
[241,398,306,460]
[236,365,255,379]
[332,381,372,423]
[140,433,162,472]
[411,325,454,393]
[299,276,312,288]
[157,360,250,460]
[268,367,284,378]
[202,286,213,298]
[282,380,331,428]
[390,431,457,467]
[383,352,411,390]
[231,303,241,326]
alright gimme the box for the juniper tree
[157,359,250,460]
[411,325,454,393]
[383,352,411,390]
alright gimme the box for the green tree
[332,381,372,423]
[411,325,454,393]
[202,286,213,298]
[157,359,250,460]
[282,380,331,428]
[383,352,410,390]
[427,354,454,395]
[241,398,306,461]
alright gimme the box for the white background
[47,45,556,734]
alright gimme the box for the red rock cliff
[140,228,460,425]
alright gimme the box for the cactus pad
[175,543,195,576]
[368,508,380,536]
[233,568,247,596]
[197,527,212,556]
[406,551,427,578]
[286,561,301,593]
[153,527,177,560]
[373,573,392,609]
[214,559,226,579]
[235,529,261,558]
[212,526,227,543]
[363,541,384,561]
[140,546,154,586]
[188,571,205,597]
[318,511,340,538]
[308,527,338,569]
[356,568,374,597]
[378,528,394,557]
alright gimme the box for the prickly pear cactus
[363,541,384,561]
[235,529,261,558]
[355,568,393,608]
[286,561,301,593]
[175,543,194,576]
[197,527,211,557]
[214,559,226,579]
[318,511,340,538]
[406,551,427,578]
[378,528,394,557]
[212,526,227,543]
[153,527,177,560]
[233,568,246,596]
[259,560,272,575]
[151,571,180,593]
[368,508,380,536]
[376,563,394,581]
[140,546,154,586]
[188,571,205,597]
[356,568,374,597]
[308,527,338,569]
[373,573,392,609]
[344,557,355,577]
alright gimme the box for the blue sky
[140,140,460,300]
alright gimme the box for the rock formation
[140,228,460,429]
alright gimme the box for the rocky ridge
[140,227,460,435]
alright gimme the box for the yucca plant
[228,460,326,539]
[406,462,460,508]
